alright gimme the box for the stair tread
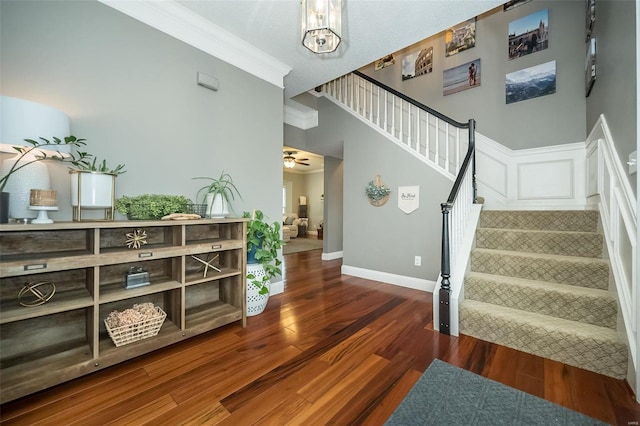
[479,210,599,232]
[466,272,612,298]
[472,247,607,263]
[460,299,622,341]
[477,227,599,236]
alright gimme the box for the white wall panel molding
[476,133,587,210]
[98,0,291,89]
[517,160,574,200]
[585,114,637,389]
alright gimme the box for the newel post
[439,202,452,335]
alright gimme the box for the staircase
[459,209,628,379]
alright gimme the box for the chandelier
[301,0,342,54]
[284,156,296,168]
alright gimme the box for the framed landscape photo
[504,0,533,11]
[585,37,597,96]
[445,18,476,57]
[506,60,556,104]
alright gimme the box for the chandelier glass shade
[301,0,342,54]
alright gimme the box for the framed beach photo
[443,59,481,96]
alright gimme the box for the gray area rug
[282,237,323,255]
[385,359,607,426]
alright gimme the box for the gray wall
[323,156,344,255]
[283,170,323,231]
[586,0,637,194]
[1,0,284,224]
[360,1,587,150]
[314,98,450,279]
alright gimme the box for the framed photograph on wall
[506,60,556,104]
[586,0,596,41]
[585,37,597,96]
[443,59,481,96]
[402,47,433,81]
[508,9,549,60]
[375,54,395,71]
[504,0,533,11]
[445,18,476,57]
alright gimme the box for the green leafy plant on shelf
[0,136,90,192]
[115,194,191,220]
[243,209,283,295]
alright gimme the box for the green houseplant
[243,210,283,315]
[0,136,89,193]
[115,194,190,220]
[193,171,242,218]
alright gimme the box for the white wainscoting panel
[517,160,574,200]
[476,133,587,210]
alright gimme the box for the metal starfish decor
[125,229,148,249]
[190,253,221,277]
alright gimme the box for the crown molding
[284,104,318,130]
[98,0,292,89]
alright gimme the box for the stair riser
[465,277,616,328]
[479,210,599,232]
[476,229,603,258]
[459,306,627,379]
[471,251,609,290]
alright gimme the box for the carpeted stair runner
[459,210,628,379]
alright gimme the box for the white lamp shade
[1,96,71,154]
[0,96,71,219]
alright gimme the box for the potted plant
[115,194,191,220]
[243,209,283,316]
[69,153,126,221]
[193,171,242,218]
[0,136,90,223]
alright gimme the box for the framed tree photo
[586,0,596,41]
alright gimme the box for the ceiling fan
[283,150,310,168]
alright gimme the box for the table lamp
[0,96,71,221]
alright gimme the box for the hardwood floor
[1,249,639,425]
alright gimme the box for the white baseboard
[322,251,343,260]
[270,280,284,296]
[341,265,436,292]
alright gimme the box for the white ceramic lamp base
[29,206,58,224]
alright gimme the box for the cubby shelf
[0,218,247,403]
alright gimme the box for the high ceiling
[102,0,504,99]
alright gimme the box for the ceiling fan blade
[297,158,309,161]
[296,161,310,166]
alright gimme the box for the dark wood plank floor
[2,249,639,425]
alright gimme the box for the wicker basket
[104,306,166,347]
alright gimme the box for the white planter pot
[205,193,229,218]
[70,171,115,208]
[246,263,270,316]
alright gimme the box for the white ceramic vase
[205,193,229,218]
[70,171,115,208]
[246,263,270,316]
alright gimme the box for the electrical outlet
[414,256,421,266]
